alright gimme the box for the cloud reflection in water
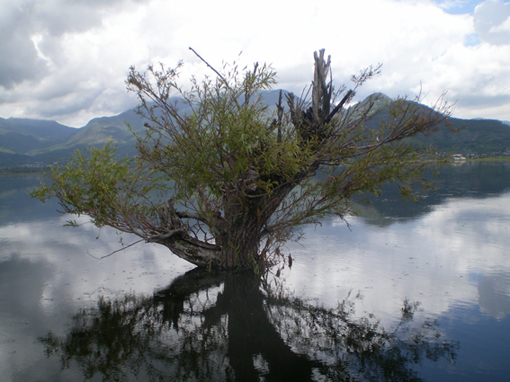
[2,163,510,380]
[283,192,510,325]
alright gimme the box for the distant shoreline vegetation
[3,155,510,174]
[469,155,510,162]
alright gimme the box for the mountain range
[1,91,510,170]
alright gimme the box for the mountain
[361,98,510,156]
[1,92,510,169]
[26,108,145,161]
[0,117,76,155]
[421,117,510,156]
[0,108,149,169]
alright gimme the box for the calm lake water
[1,162,510,381]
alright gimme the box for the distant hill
[1,92,510,169]
[361,97,510,156]
[0,117,76,154]
[26,108,145,154]
[0,108,148,169]
[421,117,510,156]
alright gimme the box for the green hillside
[421,117,510,156]
[1,92,510,169]
[0,109,146,169]
[363,99,510,157]
[0,117,76,140]
[0,117,76,155]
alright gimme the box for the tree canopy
[32,49,450,271]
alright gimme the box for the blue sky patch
[464,33,482,45]
[432,0,485,15]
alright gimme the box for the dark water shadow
[0,172,61,225]
[355,162,510,225]
[40,268,459,382]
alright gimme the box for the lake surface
[1,162,510,381]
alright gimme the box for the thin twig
[87,238,146,260]
[189,47,227,84]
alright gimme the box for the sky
[0,0,509,128]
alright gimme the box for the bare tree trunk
[218,227,262,270]
[216,201,264,270]
[150,197,266,270]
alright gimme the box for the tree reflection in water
[40,268,458,381]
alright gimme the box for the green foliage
[31,142,167,234]
[32,50,450,270]
[127,60,307,201]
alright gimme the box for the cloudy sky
[1,0,509,127]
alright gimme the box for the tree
[32,49,450,271]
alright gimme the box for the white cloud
[474,0,510,45]
[491,12,510,31]
[427,41,510,119]
[0,0,509,126]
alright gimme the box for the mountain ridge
[1,91,510,169]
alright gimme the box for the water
[1,162,510,381]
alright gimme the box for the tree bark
[215,196,264,269]
[150,233,222,268]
